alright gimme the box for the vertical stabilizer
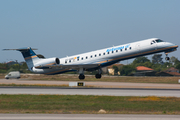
[3,47,40,71]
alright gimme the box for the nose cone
[172,43,178,49]
[166,42,178,48]
[176,44,179,48]
[165,42,178,53]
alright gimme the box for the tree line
[113,54,180,76]
[0,54,45,74]
[0,62,31,73]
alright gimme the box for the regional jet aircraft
[4,38,178,79]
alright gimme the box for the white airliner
[4,38,178,79]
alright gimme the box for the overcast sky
[0,0,180,64]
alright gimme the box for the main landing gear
[95,74,101,79]
[78,68,85,80]
[95,68,102,79]
[79,74,85,80]
[78,68,102,80]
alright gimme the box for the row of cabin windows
[65,47,132,63]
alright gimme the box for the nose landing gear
[165,53,170,61]
[165,57,170,61]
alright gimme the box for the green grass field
[0,95,180,114]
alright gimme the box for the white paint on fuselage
[59,38,175,65]
[32,38,178,74]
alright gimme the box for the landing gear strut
[78,68,85,80]
[95,68,102,79]
[165,57,170,61]
[165,53,170,61]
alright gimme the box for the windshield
[155,39,164,43]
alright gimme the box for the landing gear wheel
[165,57,170,61]
[95,74,101,79]
[79,74,85,80]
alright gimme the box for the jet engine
[35,57,60,69]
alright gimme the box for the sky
[0,0,180,64]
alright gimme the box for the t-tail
[3,47,60,73]
[3,47,40,71]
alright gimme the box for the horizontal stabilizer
[3,47,37,51]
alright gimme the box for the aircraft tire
[165,57,170,61]
[79,74,85,80]
[95,74,101,79]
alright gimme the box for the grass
[19,74,180,84]
[0,95,180,114]
[1,73,180,84]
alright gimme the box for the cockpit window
[155,39,164,43]
[151,40,156,45]
[151,39,164,45]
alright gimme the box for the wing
[35,63,100,70]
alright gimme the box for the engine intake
[55,58,60,64]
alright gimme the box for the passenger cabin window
[125,48,127,50]
[129,47,132,50]
[116,50,118,52]
[112,51,114,53]
[91,55,92,58]
[65,61,67,63]
[81,58,83,60]
[95,55,97,57]
[69,60,71,63]
[99,54,101,56]
[103,53,105,55]
[86,57,88,59]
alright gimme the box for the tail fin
[3,47,40,71]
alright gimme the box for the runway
[1,79,180,89]
[0,114,180,120]
[0,87,180,97]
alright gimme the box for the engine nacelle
[35,57,60,69]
